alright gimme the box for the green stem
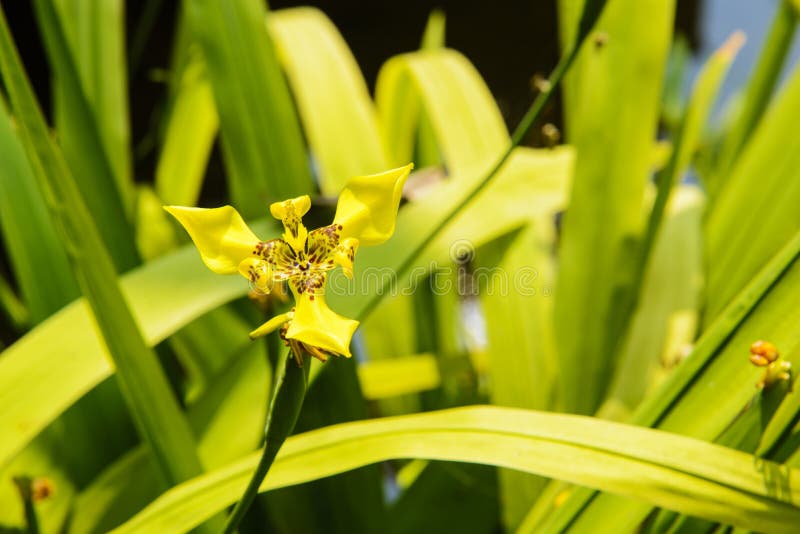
[223,351,310,533]
[360,0,606,322]
[12,477,39,534]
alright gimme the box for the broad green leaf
[705,61,800,323]
[268,7,387,194]
[375,48,508,175]
[0,99,78,324]
[114,406,800,534]
[554,0,676,414]
[155,47,218,207]
[187,0,314,216]
[31,0,138,270]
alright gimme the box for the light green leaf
[705,61,800,323]
[268,7,387,194]
[554,0,676,414]
[0,99,79,324]
[0,239,260,471]
[155,47,218,207]
[114,406,800,534]
[32,0,138,270]
[187,0,314,216]
[357,354,440,400]
[375,48,508,175]
[713,0,799,186]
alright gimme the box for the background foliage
[1,0,800,532]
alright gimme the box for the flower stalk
[223,349,310,533]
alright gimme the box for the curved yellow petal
[249,311,294,339]
[334,238,359,279]
[269,195,311,252]
[332,163,413,245]
[164,205,259,274]
[285,291,359,357]
[238,257,274,294]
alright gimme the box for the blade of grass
[0,7,215,528]
[187,0,314,216]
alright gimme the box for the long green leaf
[375,48,508,176]
[114,406,800,534]
[554,0,675,414]
[31,0,138,270]
[187,0,314,216]
[532,227,800,531]
[154,47,218,207]
[0,100,79,323]
[0,0,213,506]
[479,225,557,528]
[705,61,800,323]
[0,241,258,471]
[712,0,799,187]
[51,0,133,206]
[68,341,270,533]
[268,7,387,194]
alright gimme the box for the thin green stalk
[714,0,799,186]
[223,351,310,532]
[359,0,607,322]
[12,477,39,534]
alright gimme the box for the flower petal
[164,205,260,274]
[285,290,359,358]
[332,163,413,245]
[253,239,296,282]
[238,257,274,294]
[269,195,311,252]
[249,311,294,339]
[334,238,359,279]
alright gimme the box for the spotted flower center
[242,210,358,302]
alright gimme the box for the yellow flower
[165,164,413,362]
